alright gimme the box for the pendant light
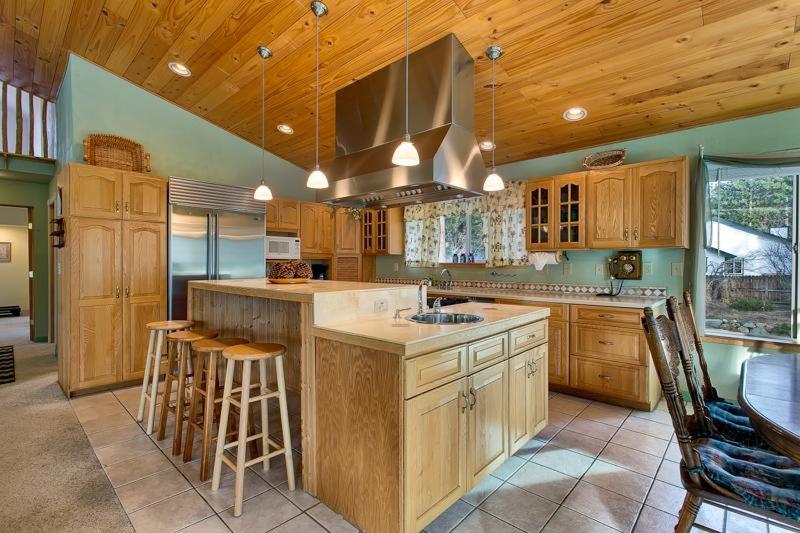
[306,1,329,189]
[483,45,505,192]
[254,45,274,201]
[391,0,420,166]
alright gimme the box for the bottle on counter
[452,253,459,263]
[460,253,467,263]
[468,252,474,263]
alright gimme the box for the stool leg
[172,342,190,456]
[136,330,156,422]
[198,351,218,482]
[212,359,236,492]
[258,358,270,471]
[233,360,252,517]
[275,355,295,491]
[183,349,204,463]
[146,331,165,435]
[157,340,177,440]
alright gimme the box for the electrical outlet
[393,262,399,272]
[671,262,683,277]
[595,263,604,277]
[374,299,388,313]
[563,262,572,275]
[643,262,653,275]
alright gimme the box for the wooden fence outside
[1,80,57,160]
[706,274,792,305]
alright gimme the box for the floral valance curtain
[404,181,529,268]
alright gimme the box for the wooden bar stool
[157,328,218,455]
[137,320,193,435]
[212,343,296,517]
[183,337,250,482]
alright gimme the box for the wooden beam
[14,86,21,155]
[29,91,34,157]
[1,80,6,154]
[42,97,48,158]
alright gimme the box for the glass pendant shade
[254,180,273,200]
[306,168,329,189]
[392,136,420,166]
[483,170,505,192]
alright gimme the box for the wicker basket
[582,148,626,170]
[83,134,151,172]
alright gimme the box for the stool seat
[222,343,286,361]
[167,329,218,343]
[147,320,193,331]
[193,338,250,353]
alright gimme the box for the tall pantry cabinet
[57,163,167,395]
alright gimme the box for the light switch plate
[671,262,683,276]
[595,263,604,277]
[643,262,652,275]
[374,299,388,312]
[393,262,399,272]
[563,262,572,275]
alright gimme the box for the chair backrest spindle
[683,290,719,401]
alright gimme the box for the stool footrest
[222,432,266,450]
[244,449,284,468]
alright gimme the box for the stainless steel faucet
[439,268,453,291]
[418,279,431,314]
[432,297,443,313]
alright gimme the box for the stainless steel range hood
[316,34,485,208]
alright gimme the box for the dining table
[738,354,800,462]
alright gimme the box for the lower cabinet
[509,346,548,455]
[467,361,509,486]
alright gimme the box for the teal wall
[0,178,51,341]
[377,107,800,399]
[57,54,312,200]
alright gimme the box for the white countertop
[428,286,666,308]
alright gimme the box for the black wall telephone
[608,251,643,280]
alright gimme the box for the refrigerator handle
[208,213,216,280]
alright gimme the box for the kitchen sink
[406,312,484,325]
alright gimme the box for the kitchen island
[187,279,549,532]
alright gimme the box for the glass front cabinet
[526,172,586,251]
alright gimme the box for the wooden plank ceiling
[2,0,800,172]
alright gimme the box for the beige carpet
[0,329,133,531]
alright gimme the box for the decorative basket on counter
[582,148,626,169]
[268,260,312,284]
[83,134,151,172]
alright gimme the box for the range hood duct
[316,34,486,208]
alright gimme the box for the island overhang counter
[187,279,550,532]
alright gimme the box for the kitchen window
[439,212,486,264]
[705,172,798,340]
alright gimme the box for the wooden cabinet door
[375,208,388,253]
[362,209,376,254]
[279,199,300,231]
[387,207,405,255]
[70,218,122,388]
[526,178,554,250]
[508,353,534,455]
[70,164,122,219]
[632,158,688,248]
[586,168,632,248]
[123,174,166,222]
[554,172,586,249]
[300,203,318,255]
[531,347,548,434]
[122,222,166,380]
[318,205,334,255]
[404,379,468,533]
[335,208,360,254]
[266,199,279,229]
[548,320,569,386]
[467,361,508,486]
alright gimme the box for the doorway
[0,205,34,345]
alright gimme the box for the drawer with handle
[570,305,643,328]
[570,356,645,401]
[509,320,548,355]
[404,345,468,399]
[570,323,646,364]
[467,333,508,372]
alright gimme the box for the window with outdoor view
[705,174,797,340]
[439,213,486,264]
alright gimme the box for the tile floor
[71,385,794,533]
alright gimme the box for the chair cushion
[707,401,771,451]
[709,398,747,418]
[694,438,800,520]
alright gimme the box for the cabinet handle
[124,286,130,298]
[124,201,129,213]
[532,360,538,375]
[460,390,468,413]
[525,333,538,341]
[598,374,613,381]
[115,286,120,299]
[526,360,532,378]
[114,201,120,213]
[468,387,477,410]
[598,314,615,319]
[598,340,615,346]
[623,228,629,240]
[633,227,639,241]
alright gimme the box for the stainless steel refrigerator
[169,205,265,319]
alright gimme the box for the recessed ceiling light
[479,140,496,151]
[563,107,587,122]
[276,123,294,135]
[168,62,191,77]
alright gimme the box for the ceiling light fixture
[307,1,329,189]
[483,45,505,192]
[391,0,420,167]
[167,62,191,77]
[276,124,294,135]
[253,45,274,201]
[563,107,587,122]
[479,140,495,151]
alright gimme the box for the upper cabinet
[266,198,300,232]
[362,207,404,255]
[68,163,166,222]
[335,208,360,254]
[529,156,688,250]
[300,202,334,257]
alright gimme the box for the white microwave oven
[265,236,301,260]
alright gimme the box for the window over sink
[439,213,486,264]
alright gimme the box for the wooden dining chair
[642,306,800,533]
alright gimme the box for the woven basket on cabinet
[82,134,151,172]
